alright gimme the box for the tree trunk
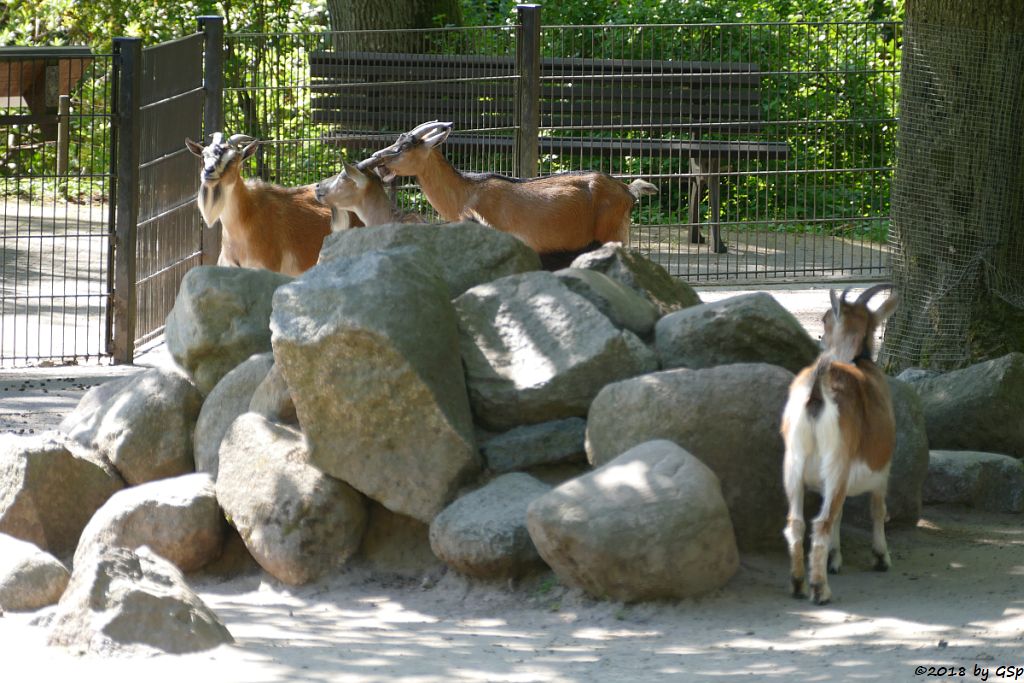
[880,0,1024,372]
[325,0,463,52]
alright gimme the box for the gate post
[112,37,142,364]
[198,15,224,266]
[515,4,541,179]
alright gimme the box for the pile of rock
[2,220,1021,653]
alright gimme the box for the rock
[844,378,931,527]
[655,292,819,373]
[585,364,793,551]
[216,413,368,585]
[455,271,659,431]
[73,473,224,574]
[924,450,1024,513]
[909,353,1024,459]
[318,221,541,297]
[165,265,293,394]
[895,367,940,385]
[527,440,738,602]
[48,546,233,654]
[271,248,479,523]
[0,534,70,611]
[249,361,297,424]
[481,418,587,474]
[0,433,123,557]
[570,243,701,316]
[554,268,660,339]
[429,473,551,579]
[355,503,442,575]
[193,352,275,479]
[60,367,203,485]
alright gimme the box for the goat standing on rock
[780,284,898,605]
[185,133,361,276]
[358,121,658,267]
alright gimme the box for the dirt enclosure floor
[1,504,1021,682]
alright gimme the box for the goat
[184,133,362,276]
[780,284,898,605]
[314,160,423,229]
[357,121,658,259]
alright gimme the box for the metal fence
[1,48,115,366]
[226,12,899,283]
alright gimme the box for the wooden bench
[309,50,789,253]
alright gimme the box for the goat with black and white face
[185,133,361,276]
[780,284,899,605]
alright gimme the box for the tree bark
[325,0,463,52]
[880,0,1024,371]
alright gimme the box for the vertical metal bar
[515,4,541,179]
[199,15,224,265]
[113,37,142,364]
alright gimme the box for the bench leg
[707,158,727,254]
[688,158,706,245]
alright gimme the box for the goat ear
[872,294,899,324]
[343,161,368,186]
[185,137,204,156]
[240,140,260,160]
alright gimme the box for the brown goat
[780,284,898,605]
[185,133,361,275]
[358,121,658,255]
[314,161,423,229]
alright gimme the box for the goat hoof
[810,584,831,606]
[873,552,891,572]
[790,577,807,599]
[827,550,842,575]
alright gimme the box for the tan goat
[185,133,361,276]
[780,284,898,605]
[358,121,658,257]
[314,160,423,229]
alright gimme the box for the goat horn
[855,283,894,305]
[210,132,224,146]
[227,134,256,147]
[408,120,452,139]
[356,155,385,171]
[829,289,841,320]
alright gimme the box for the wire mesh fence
[881,21,1024,371]
[224,19,899,283]
[1,49,115,366]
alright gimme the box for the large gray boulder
[318,221,541,297]
[429,473,551,579]
[60,367,203,486]
[924,450,1024,513]
[845,377,931,527]
[248,361,297,424]
[554,268,660,339]
[193,352,275,479]
[216,413,368,585]
[0,533,69,611]
[73,473,224,574]
[48,546,232,654]
[271,248,479,523]
[655,292,819,373]
[570,243,701,316]
[0,433,123,557]
[585,364,793,551]
[481,418,587,474]
[909,353,1024,459]
[528,440,738,602]
[455,271,659,431]
[165,266,293,395]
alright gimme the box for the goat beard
[197,180,227,227]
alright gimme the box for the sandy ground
[2,286,1022,682]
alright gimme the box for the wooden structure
[309,50,789,253]
[0,47,92,140]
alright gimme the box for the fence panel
[1,48,115,366]
[132,33,206,349]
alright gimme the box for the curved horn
[408,120,450,139]
[829,289,841,320]
[356,155,385,171]
[855,283,894,305]
[210,132,224,146]
[227,133,256,147]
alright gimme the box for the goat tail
[628,179,659,200]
